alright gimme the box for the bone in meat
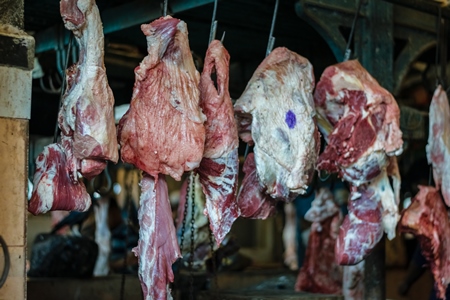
[399,185,450,300]
[335,185,383,265]
[118,16,205,180]
[197,40,240,245]
[133,174,181,300]
[314,60,403,186]
[28,144,91,215]
[426,85,450,206]
[29,0,118,215]
[237,153,277,219]
[234,47,320,199]
[295,188,343,294]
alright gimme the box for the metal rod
[266,0,279,56]
[245,0,280,158]
[343,0,363,61]
[382,0,450,19]
[208,0,219,44]
[163,0,168,16]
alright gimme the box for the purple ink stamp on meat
[285,110,296,129]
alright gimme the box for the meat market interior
[1,0,450,299]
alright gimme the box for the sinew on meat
[234,47,320,200]
[118,16,206,180]
[315,60,403,186]
[29,0,118,215]
[314,60,403,251]
[295,188,343,294]
[426,85,450,206]
[117,16,205,300]
[196,40,240,245]
[335,185,383,265]
[399,186,450,300]
[236,153,277,219]
[133,174,181,300]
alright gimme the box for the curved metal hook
[90,164,112,196]
[318,169,331,182]
[0,235,10,288]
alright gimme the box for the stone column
[0,0,34,299]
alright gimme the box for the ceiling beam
[382,0,450,19]
[34,0,214,54]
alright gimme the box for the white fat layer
[201,149,239,245]
[234,49,318,199]
[371,168,399,240]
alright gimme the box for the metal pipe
[382,0,450,19]
[35,0,215,53]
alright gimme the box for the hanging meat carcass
[234,47,320,200]
[295,188,343,294]
[399,185,450,300]
[335,184,383,265]
[29,0,118,215]
[236,153,277,219]
[118,16,205,181]
[426,85,450,207]
[133,174,181,300]
[176,174,217,270]
[314,60,403,185]
[117,16,205,300]
[196,40,240,245]
[314,60,403,248]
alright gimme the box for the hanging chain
[188,173,196,300]
[179,174,191,256]
[208,227,219,292]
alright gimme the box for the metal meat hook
[162,0,169,16]
[343,0,363,62]
[208,0,219,45]
[266,0,279,56]
[245,0,280,159]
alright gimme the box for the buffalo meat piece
[426,85,450,206]
[400,185,450,300]
[237,153,277,219]
[295,188,342,294]
[133,174,181,300]
[234,47,320,200]
[314,60,403,186]
[29,144,91,215]
[29,0,118,215]
[197,40,240,245]
[118,16,205,180]
[335,184,383,265]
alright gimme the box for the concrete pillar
[0,0,34,299]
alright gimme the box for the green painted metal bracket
[296,0,437,93]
